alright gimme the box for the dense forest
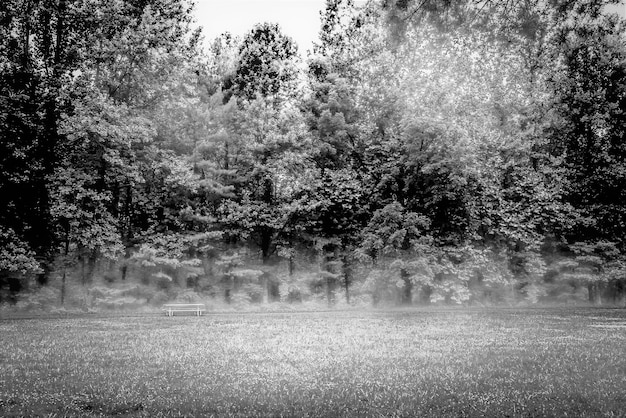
[1,0,625,309]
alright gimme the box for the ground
[0,307,625,417]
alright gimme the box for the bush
[120,285,156,301]
[231,291,252,308]
[95,296,145,310]
[174,290,203,303]
[89,284,154,310]
[15,287,60,310]
[149,291,169,306]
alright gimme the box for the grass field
[1,308,625,417]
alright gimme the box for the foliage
[0,227,42,275]
[230,22,299,103]
[1,0,625,306]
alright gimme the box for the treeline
[1,0,625,307]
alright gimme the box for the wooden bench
[162,303,206,316]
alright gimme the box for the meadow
[0,308,625,417]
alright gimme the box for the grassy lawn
[1,308,625,417]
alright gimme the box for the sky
[192,0,626,56]
[608,1,626,17]
[192,0,330,55]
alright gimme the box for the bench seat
[162,303,206,316]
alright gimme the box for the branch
[402,0,430,23]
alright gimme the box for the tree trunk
[400,268,412,305]
[325,247,337,306]
[588,282,598,304]
[111,181,120,217]
[61,227,70,305]
[120,247,131,280]
[614,281,621,304]
[85,252,97,283]
[61,271,66,305]
[342,253,351,304]
[421,285,432,305]
[121,185,133,281]
[22,0,32,68]
[54,0,66,72]
[259,274,269,304]
[261,231,273,304]
[326,276,334,305]
[81,254,86,286]
[124,185,132,229]
[260,227,272,263]
[289,253,295,277]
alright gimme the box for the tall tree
[0,0,204,286]
[1,0,87,279]
[230,22,299,103]
[217,23,307,273]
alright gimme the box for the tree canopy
[1,0,625,307]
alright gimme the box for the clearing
[0,308,625,417]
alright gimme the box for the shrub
[174,290,203,303]
[148,291,168,306]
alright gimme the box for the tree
[0,0,81,279]
[230,22,299,103]
[547,12,626,246]
[216,23,306,276]
[358,202,432,304]
[218,97,311,262]
[1,0,209,290]
[2,0,624,308]
[294,169,369,304]
[318,0,584,304]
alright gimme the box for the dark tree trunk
[120,247,131,281]
[54,0,66,72]
[120,185,133,281]
[84,252,97,284]
[22,1,32,69]
[96,148,107,191]
[81,255,87,286]
[260,227,273,263]
[588,282,598,304]
[288,239,295,277]
[342,252,351,304]
[61,271,66,305]
[324,246,337,306]
[61,226,70,305]
[289,255,295,277]
[124,185,133,237]
[326,276,335,305]
[111,182,120,217]
[261,239,272,303]
[400,268,412,305]
[420,284,432,305]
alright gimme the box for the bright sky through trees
[607,1,626,17]
[192,0,625,55]
[192,0,368,54]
